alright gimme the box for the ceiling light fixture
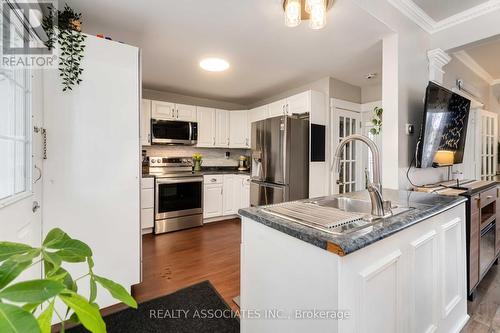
[199,58,230,72]
[283,0,332,30]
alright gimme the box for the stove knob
[152,159,157,163]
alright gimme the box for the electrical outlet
[406,124,415,135]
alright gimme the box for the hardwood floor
[462,265,500,332]
[132,218,241,312]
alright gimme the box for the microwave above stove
[151,119,198,145]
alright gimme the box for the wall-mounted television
[416,82,471,168]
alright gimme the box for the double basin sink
[263,195,414,235]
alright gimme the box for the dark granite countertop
[142,168,250,178]
[238,189,467,256]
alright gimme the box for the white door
[175,103,197,122]
[152,101,175,120]
[480,110,498,180]
[268,99,286,117]
[240,176,251,209]
[334,109,362,194]
[223,175,239,215]
[215,109,230,147]
[140,99,151,146]
[0,66,43,280]
[197,107,215,147]
[203,184,223,218]
[229,110,248,148]
[287,91,310,115]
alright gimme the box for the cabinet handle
[221,188,223,195]
[177,109,179,118]
[487,195,493,200]
[211,178,217,182]
[213,137,215,146]
[171,108,175,118]
[148,133,151,143]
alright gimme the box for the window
[0,68,32,205]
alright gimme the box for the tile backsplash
[143,146,250,167]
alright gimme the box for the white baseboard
[141,227,153,235]
[203,215,240,224]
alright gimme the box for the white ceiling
[412,0,489,21]
[64,0,390,105]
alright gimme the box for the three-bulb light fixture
[283,0,332,29]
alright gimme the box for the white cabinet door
[152,100,176,120]
[203,184,223,218]
[249,105,269,122]
[286,91,310,115]
[215,109,230,147]
[141,208,154,229]
[229,110,248,148]
[175,103,197,122]
[197,107,216,147]
[268,99,286,117]
[140,99,152,146]
[248,105,268,147]
[240,176,250,209]
[223,174,240,215]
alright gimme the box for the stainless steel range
[149,157,203,234]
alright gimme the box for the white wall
[361,84,382,103]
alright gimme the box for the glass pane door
[481,111,498,181]
[335,109,361,194]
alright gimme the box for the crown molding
[388,0,500,34]
[491,79,500,86]
[453,50,495,85]
[427,49,451,84]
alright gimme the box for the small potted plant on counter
[192,153,203,172]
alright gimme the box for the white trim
[388,0,500,34]
[428,49,451,84]
[331,98,361,112]
[491,79,500,86]
[453,50,494,85]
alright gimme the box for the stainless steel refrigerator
[250,115,309,206]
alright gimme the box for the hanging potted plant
[369,106,383,135]
[42,4,86,92]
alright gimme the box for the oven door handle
[156,177,203,185]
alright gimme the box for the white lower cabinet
[203,174,250,221]
[203,184,224,219]
[141,177,155,232]
[241,203,468,333]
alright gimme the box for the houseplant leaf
[60,292,106,333]
[0,280,65,303]
[47,239,92,258]
[0,302,41,333]
[36,301,54,333]
[0,259,32,289]
[0,242,33,262]
[42,228,70,247]
[94,275,137,308]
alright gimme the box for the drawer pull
[487,196,493,200]
[211,178,217,182]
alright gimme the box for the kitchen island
[238,189,468,333]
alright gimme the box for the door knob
[32,201,40,213]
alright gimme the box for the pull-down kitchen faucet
[333,134,388,217]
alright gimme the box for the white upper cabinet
[140,99,152,146]
[152,101,176,120]
[175,103,197,122]
[268,99,287,117]
[248,105,269,123]
[151,101,196,121]
[215,109,230,147]
[287,91,311,115]
[197,107,216,147]
[229,110,249,148]
[267,92,311,118]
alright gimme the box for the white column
[427,49,451,84]
[381,34,399,189]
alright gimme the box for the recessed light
[199,58,230,72]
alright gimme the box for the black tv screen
[416,82,471,168]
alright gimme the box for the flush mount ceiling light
[199,58,230,72]
[283,0,333,30]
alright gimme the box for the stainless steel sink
[262,196,414,235]
[308,197,412,217]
